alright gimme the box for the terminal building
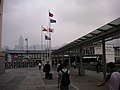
[83,43,115,63]
[4,41,120,69]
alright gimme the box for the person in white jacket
[97,62,120,90]
[38,62,41,70]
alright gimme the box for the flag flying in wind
[42,27,48,32]
[49,12,53,17]
[25,38,28,41]
[45,35,51,40]
[49,28,54,32]
[50,18,56,23]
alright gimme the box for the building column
[78,46,85,76]
[102,39,107,80]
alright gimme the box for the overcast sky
[2,0,120,49]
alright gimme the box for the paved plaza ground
[0,67,108,90]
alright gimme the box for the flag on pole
[49,12,53,17]
[42,27,48,32]
[45,35,51,40]
[50,18,56,23]
[25,38,28,41]
[49,28,54,32]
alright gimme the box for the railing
[4,60,37,69]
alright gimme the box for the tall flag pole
[48,10,56,66]
[44,34,46,61]
[46,26,49,62]
[41,25,43,61]
[42,26,48,62]
[49,10,51,65]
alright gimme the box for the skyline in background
[2,0,120,49]
[3,35,62,50]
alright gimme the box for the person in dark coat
[57,62,70,90]
[44,61,50,79]
[96,60,101,73]
[57,62,63,73]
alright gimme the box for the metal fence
[4,60,37,69]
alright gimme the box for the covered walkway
[52,17,120,79]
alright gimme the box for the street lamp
[25,38,30,67]
[25,38,28,52]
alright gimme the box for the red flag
[49,12,53,17]
[42,27,48,32]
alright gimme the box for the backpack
[61,69,70,86]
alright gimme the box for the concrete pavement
[0,67,107,90]
[70,68,108,90]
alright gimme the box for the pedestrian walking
[96,60,101,73]
[38,62,42,70]
[57,62,63,73]
[73,61,76,69]
[97,62,120,90]
[43,61,50,79]
[57,62,70,90]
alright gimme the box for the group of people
[38,61,120,90]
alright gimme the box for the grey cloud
[57,0,120,26]
[2,0,120,49]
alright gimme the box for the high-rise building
[14,35,24,50]
[19,35,24,50]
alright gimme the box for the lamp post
[25,38,29,59]
[25,38,29,67]
[25,38,28,52]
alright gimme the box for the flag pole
[41,25,43,62]
[46,27,49,62]
[48,9,52,66]
[44,35,48,61]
